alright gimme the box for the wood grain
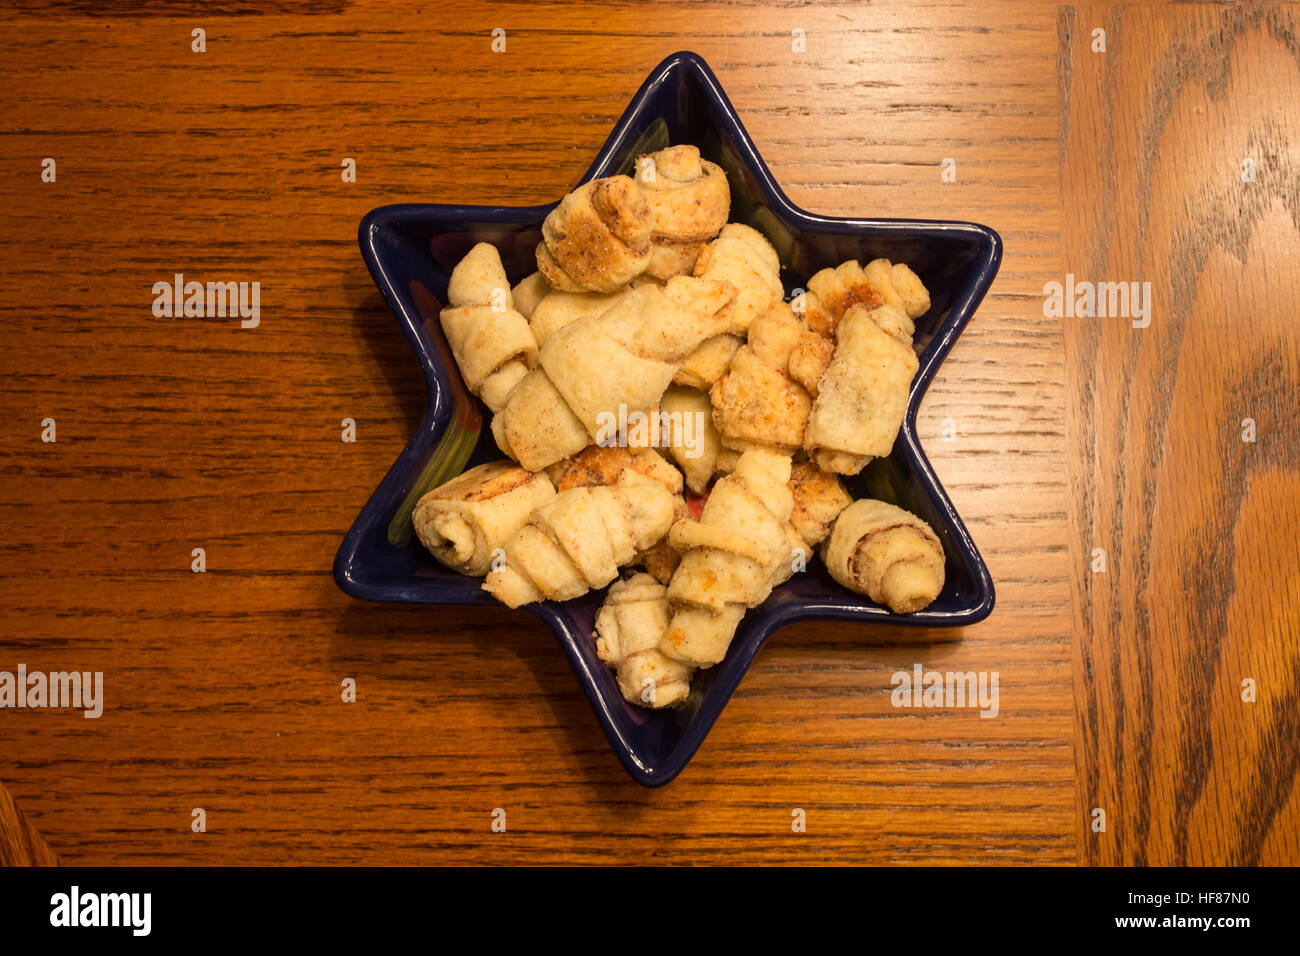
[0,782,59,866]
[0,0,1284,867]
[1061,2,1300,865]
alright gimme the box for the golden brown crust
[556,444,683,495]
[802,258,927,341]
[539,176,653,293]
[636,145,731,281]
[710,345,811,454]
[534,241,592,292]
[432,460,539,503]
[788,334,835,397]
[788,460,853,547]
[804,261,885,336]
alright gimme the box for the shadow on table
[350,285,426,438]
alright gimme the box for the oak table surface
[0,1,1293,866]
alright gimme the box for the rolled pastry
[890,262,931,325]
[692,223,784,336]
[822,499,945,613]
[803,303,920,475]
[710,302,819,456]
[490,369,591,473]
[510,271,552,320]
[636,145,730,280]
[802,258,928,339]
[412,461,556,576]
[788,460,853,548]
[672,333,742,389]
[556,443,683,495]
[439,243,539,413]
[748,299,822,369]
[595,573,694,708]
[788,333,835,397]
[483,471,674,608]
[493,277,736,471]
[659,449,797,668]
[528,286,635,346]
[534,242,591,293]
[543,279,732,435]
[537,176,653,293]
[660,385,722,495]
[555,444,688,585]
[676,224,783,388]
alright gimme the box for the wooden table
[0,0,1295,866]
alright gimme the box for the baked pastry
[555,443,681,493]
[555,444,688,585]
[822,499,945,613]
[528,286,636,346]
[672,333,743,390]
[710,301,824,456]
[412,461,556,576]
[490,368,592,473]
[483,471,675,608]
[692,223,784,335]
[636,145,730,280]
[787,332,835,397]
[674,223,784,389]
[536,176,653,293]
[803,302,920,474]
[595,573,694,708]
[659,449,796,668]
[788,460,853,547]
[439,243,539,412]
[802,258,929,338]
[659,385,723,495]
[510,271,552,320]
[412,148,953,712]
[492,277,736,471]
[528,273,664,347]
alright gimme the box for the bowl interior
[339,52,998,784]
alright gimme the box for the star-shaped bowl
[335,51,1000,787]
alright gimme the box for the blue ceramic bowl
[336,51,1000,786]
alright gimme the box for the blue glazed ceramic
[335,51,1001,787]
